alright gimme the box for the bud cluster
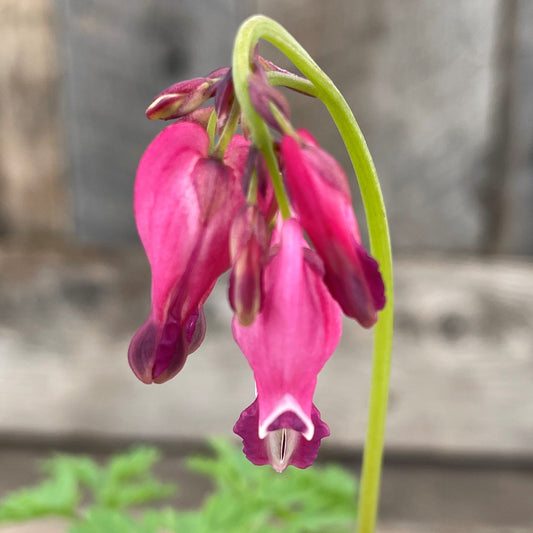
[129,55,385,471]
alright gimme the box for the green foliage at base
[0,439,357,533]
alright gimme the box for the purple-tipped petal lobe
[129,122,248,383]
[234,398,330,472]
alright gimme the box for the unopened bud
[255,55,316,97]
[248,69,291,132]
[229,206,268,326]
[145,67,229,121]
[241,147,276,217]
[214,68,235,132]
[146,78,216,120]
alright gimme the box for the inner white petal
[266,428,300,473]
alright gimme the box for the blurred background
[1,1,532,531]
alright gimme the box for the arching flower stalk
[129,14,393,533]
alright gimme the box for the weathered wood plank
[0,245,532,457]
[59,0,253,242]
[59,0,514,253]
[0,1,66,236]
[258,0,500,251]
[503,0,533,254]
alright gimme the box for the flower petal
[281,130,385,327]
[232,218,341,469]
[233,219,341,427]
[129,122,248,383]
[234,398,330,472]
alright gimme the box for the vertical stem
[233,16,394,533]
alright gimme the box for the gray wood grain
[3,1,533,255]
[60,0,253,242]
[258,0,500,251]
[0,245,532,457]
[503,0,533,254]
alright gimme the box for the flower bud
[145,67,229,121]
[214,68,235,132]
[229,205,268,326]
[255,55,316,98]
[241,147,276,217]
[248,69,291,132]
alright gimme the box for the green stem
[233,16,394,533]
[206,109,217,151]
[266,70,318,97]
[247,169,258,204]
[232,30,292,219]
[213,101,241,158]
[269,102,298,138]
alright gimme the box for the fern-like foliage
[0,439,357,533]
[187,438,357,533]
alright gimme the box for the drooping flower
[281,130,385,327]
[128,121,248,384]
[233,218,342,471]
[129,28,390,481]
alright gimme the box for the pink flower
[233,218,342,471]
[281,130,385,327]
[128,121,248,384]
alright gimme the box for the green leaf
[93,447,177,509]
[0,456,85,522]
[68,509,139,533]
[105,447,161,482]
[0,439,358,532]
[142,508,203,532]
[96,479,175,509]
[187,438,358,533]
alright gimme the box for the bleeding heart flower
[233,218,342,471]
[281,130,385,327]
[128,121,248,384]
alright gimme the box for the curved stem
[233,16,394,533]
[232,29,292,219]
[266,71,318,97]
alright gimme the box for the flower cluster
[129,60,385,472]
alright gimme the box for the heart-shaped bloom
[129,121,248,384]
[281,130,385,327]
[233,218,342,471]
